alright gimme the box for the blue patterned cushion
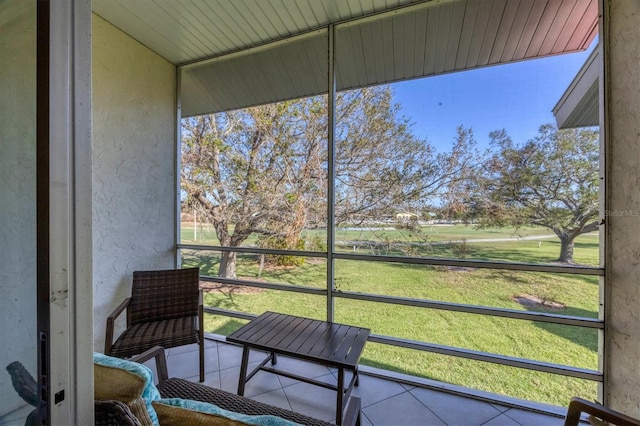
[94,352,161,425]
[155,398,302,426]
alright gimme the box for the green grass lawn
[333,223,555,243]
[181,225,601,407]
[182,223,598,265]
[182,223,555,246]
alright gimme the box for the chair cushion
[94,352,162,425]
[152,398,302,426]
[110,317,198,358]
[94,363,153,425]
[153,402,247,426]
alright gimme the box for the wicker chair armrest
[130,346,169,382]
[565,397,640,426]
[6,361,38,406]
[157,378,333,426]
[105,298,131,354]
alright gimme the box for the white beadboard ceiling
[92,0,598,117]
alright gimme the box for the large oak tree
[474,124,600,263]
[181,86,478,277]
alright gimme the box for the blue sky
[392,40,597,152]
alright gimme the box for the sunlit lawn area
[333,223,555,243]
[181,224,600,407]
[182,222,556,245]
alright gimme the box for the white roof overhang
[552,46,599,129]
[92,0,598,118]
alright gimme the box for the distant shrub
[306,234,327,252]
[450,238,472,259]
[257,235,305,267]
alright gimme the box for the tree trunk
[558,235,575,263]
[258,254,264,277]
[219,251,237,278]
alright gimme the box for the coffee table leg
[271,351,277,365]
[237,346,250,396]
[354,365,359,386]
[337,367,345,426]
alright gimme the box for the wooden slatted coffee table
[227,311,370,426]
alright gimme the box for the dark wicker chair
[104,267,205,382]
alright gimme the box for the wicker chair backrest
[129,268,200,324]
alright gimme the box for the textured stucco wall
[604,0,640,417]
[0,1,37,416]
[92,14,176,351]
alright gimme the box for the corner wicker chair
[6,347,337,426]
[105,267,205,382]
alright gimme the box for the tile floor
[158,338,569,426]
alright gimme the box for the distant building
[395,212,418,220]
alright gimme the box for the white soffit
[552,46,599,129]
[335,0,597,91]
[181,0,598,117]
[92,0,422,64]
[93,0,598,117]
[181,30,329,119]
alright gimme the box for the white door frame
[47,0,93,423]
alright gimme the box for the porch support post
[602,0,640,418]
[326,24,336,322]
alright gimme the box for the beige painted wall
[92,14,177,350]
[604,0,640,418]
[0,0,37,416]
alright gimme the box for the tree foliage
[472,124,600,263]
[181,86,479,277]
[181,97,326,277]
[332,89,478,224]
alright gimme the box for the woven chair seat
[95,400,141,426]
[157,377,333,426]
[110,316,198,359]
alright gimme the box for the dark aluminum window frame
[175,5,605,391]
